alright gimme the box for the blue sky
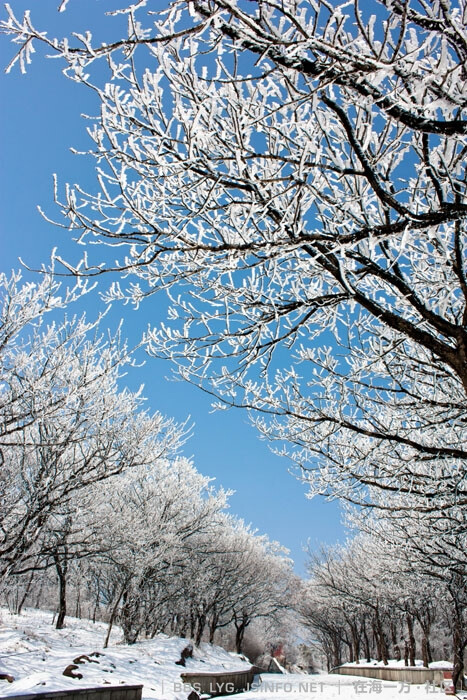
[0,0,345,574]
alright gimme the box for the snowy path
[231,673,445,700]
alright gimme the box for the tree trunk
[235,623,245,654]
[362,621,371,663]
[195,613,206,646]
[104,584,127,648]
[34,575,44,609]
[209,611,219,644]
[120,589,141,645]
[343,636,353,663]
[373,620,382,662]
[351,623,360,664]
[332,633,342,668]
[389,620,400,661]
[421,637,429,669]
[75,581,81,619]
[176,617,187,638]
[92,594,99,624]
[17,571,34,615]
[373,609,388,665]
[406,612,416,667]
[54,553,68,630]
[234,612,249,654]
[415,612,433,667]
[452,613,466,691]
[190,610,196,639]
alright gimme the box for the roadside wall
[331,666,445,685]
[181,668,256,695]
[1,685,143,700]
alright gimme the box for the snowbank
[0,608,251,699]
[344,658,453,670]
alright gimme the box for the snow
[238,673,448,700]
[0,608,250,699]
[428,662,454,670]
[344,659,453,670]
[0,609,464,700]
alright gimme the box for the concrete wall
[181,668,256,695]
[3,685,143,700]
[331,665,445,686]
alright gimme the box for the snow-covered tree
[184,515,293,652]
[90,455,229,645]
[352,502,467,688]
[0,272,182,582]
[2,2,467,676]
[2,0,465,522]
[0,269,88,443]
[302,533,459,679]
[303,539,393,668]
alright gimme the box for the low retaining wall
[180,668,256,695]
[1,685,143,700]
[331,666,445,686]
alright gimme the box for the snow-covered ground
[344,659,453,670]
[0,609,465,700]
[0,608,250,698]
[240,672,456,700]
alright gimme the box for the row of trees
[0,272,292,649]
[301,532,464,680]
[0,270,182,580]
[1,0,466,684]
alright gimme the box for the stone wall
[331,665,445,685]
[3,684,143,700]
[180,668,256,695]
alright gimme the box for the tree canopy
[1,0,467,681]
[3,0,465,513]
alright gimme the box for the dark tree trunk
[362,621,371,663]
[406,612,416,667]
[209,611,219,644]
[54,553,68,630]
[120,589,140,645]
[373,620,382,662]
[415,609,433,667]
[190,610,196,639]
[92,593,99,624]
[389,620,400,661]
[17,571,34,615]
[373,609,388,665]
[350,623,360,664]
[421,637,430,668]
[452,614,466,690]
[332,634,342,668]
[195,613,206,646]
[104,586,124,648]
[235,624,245,654]
[75,581,81,619]
[234,612,249,654]
[343,636,353,663]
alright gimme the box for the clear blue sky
[0,0,345,574]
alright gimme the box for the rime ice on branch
[1,0,466,685]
